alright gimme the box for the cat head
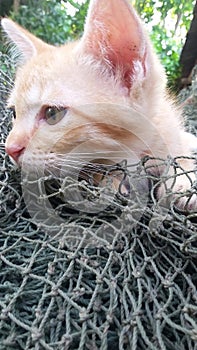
[1,0,166,170]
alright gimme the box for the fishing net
[0,53,197,350]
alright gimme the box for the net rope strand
[0,53,197,350]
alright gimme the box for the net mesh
[0,53,197,350]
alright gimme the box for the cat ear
[80,0,147,89]
[1,18,48,62]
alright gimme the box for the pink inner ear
[83,0,146,88]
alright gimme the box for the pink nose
[5,144,25,163]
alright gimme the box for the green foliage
[0,0,13,17]
[1,0,195,90]
[10,0,89,44]
[133,0,195,90]
[150,25,182,90]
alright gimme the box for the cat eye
[44,106,68,125]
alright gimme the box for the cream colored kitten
[1,0,197,210]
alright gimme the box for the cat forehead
[9,46,79,105]
[18,46,73,80]
[10,46,127,108]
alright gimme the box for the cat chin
[12,149,197,213]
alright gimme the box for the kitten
[1,0,197,211]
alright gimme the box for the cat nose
[5,144,25,163]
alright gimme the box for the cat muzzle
[5,144,25,163]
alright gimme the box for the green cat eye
[44,106,67,125]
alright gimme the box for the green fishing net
[0,53,197,350]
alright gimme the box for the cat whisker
[22,152,124,180]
